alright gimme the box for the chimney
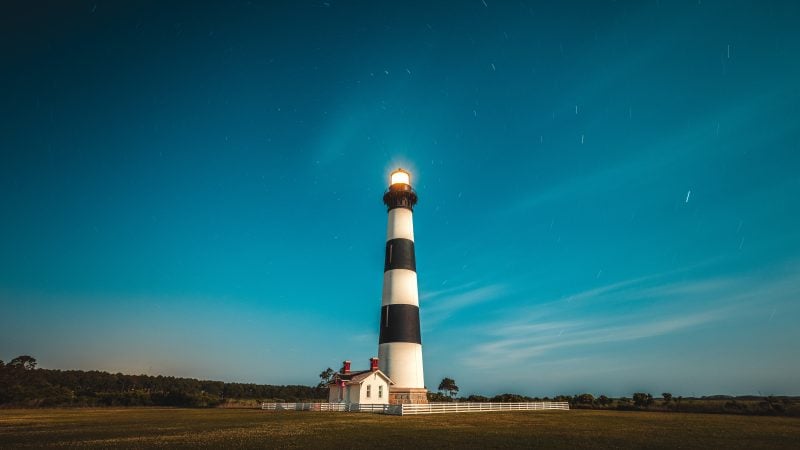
[342,360,351,374]
[370,357,379,372]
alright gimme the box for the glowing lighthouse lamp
[390,169,410,186]
[379,168,427,404]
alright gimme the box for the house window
[378,385,383,398]
[366,385,371,398]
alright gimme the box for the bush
[633,393,654,408]
[426,392,452,402]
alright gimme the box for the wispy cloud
[420,281,480,302]
[426,284,507,314]
[560,274,659,303]
[422,283,507,327]
[467,310,724,370]
[460,262,800,371]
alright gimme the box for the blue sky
[1,1,799,397]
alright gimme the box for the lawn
[1,408,798,448]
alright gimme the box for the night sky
[2,1,799,397]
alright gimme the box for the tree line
[0,356,326,407]
[5,358,797,415]
[428,377,799,417]
[428,391,798,416]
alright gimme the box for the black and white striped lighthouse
[379,168,428,404]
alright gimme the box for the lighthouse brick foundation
[379,169,428,404]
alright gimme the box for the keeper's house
[328,358,394,404]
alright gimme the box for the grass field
[1,408,799,448]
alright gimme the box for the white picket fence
[260,402,569,416]
[260,402,388,413]
[394,402,570,415]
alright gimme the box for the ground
[1,408,799,448]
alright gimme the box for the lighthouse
[379,168,428,404]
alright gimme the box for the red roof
[329,369,394,385]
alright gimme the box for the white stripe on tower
[378,168,425,392]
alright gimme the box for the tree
[493,393,526,402]
[438,377,459,399]
[597,395,611,406]
[9,355,37,370]
[575,393,595,405]
[554,394,573,403]
[633,392,654,407]
[426,392,451,402]
[662,392,673,403]
[317,368,334,388]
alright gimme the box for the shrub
[633,393,654,408]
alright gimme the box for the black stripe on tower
[384,238,416,272]
[379,304,422,344]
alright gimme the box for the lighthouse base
[388,387,428,405]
